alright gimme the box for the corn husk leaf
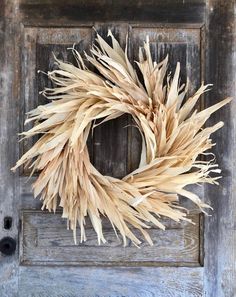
[12,31,231,246]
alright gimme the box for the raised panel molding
[130,26,202,94]
[20,210,202,266]
[20,27,92,174]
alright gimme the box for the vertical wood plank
[92,24,130,178]
[0,0,20,296]
[204,1,236,296]
[126,25,142,173]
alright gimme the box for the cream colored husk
[12,30,231,246]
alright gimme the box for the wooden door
[0,1,235,296]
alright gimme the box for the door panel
[131,27,201,94]
[21,27,92,171]
[0,1,235,297]
[19,22,203,268]
[20,211,201,266]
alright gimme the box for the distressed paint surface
[21,27,92,173]
[18,266,204,297]
[19,0,206,26]
[0,0,21,296]
[20,211,201,266]
[0,0,235,296]
[203,1,236,296]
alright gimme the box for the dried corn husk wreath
[12,31,231,246]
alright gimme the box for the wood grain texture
[204,1,236,296]
[92,114,130,178]
[19,0,205,26]
[128,26,202,173]
[20,211,201,266]
[1,0,234,295]
[21,27,92,174]
[0,1,20,296]
[91,24,131,178]
[19,23,205,273]
[130,27,201,95]
[18,266,203,297]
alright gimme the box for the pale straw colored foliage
[12,30,231,246]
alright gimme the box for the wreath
[12,31,231,246]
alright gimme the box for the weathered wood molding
[204,1,236,296]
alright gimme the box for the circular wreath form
[13,31,231,246]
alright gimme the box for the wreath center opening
[87,115,142,179]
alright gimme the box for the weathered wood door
[0,1,235,296]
